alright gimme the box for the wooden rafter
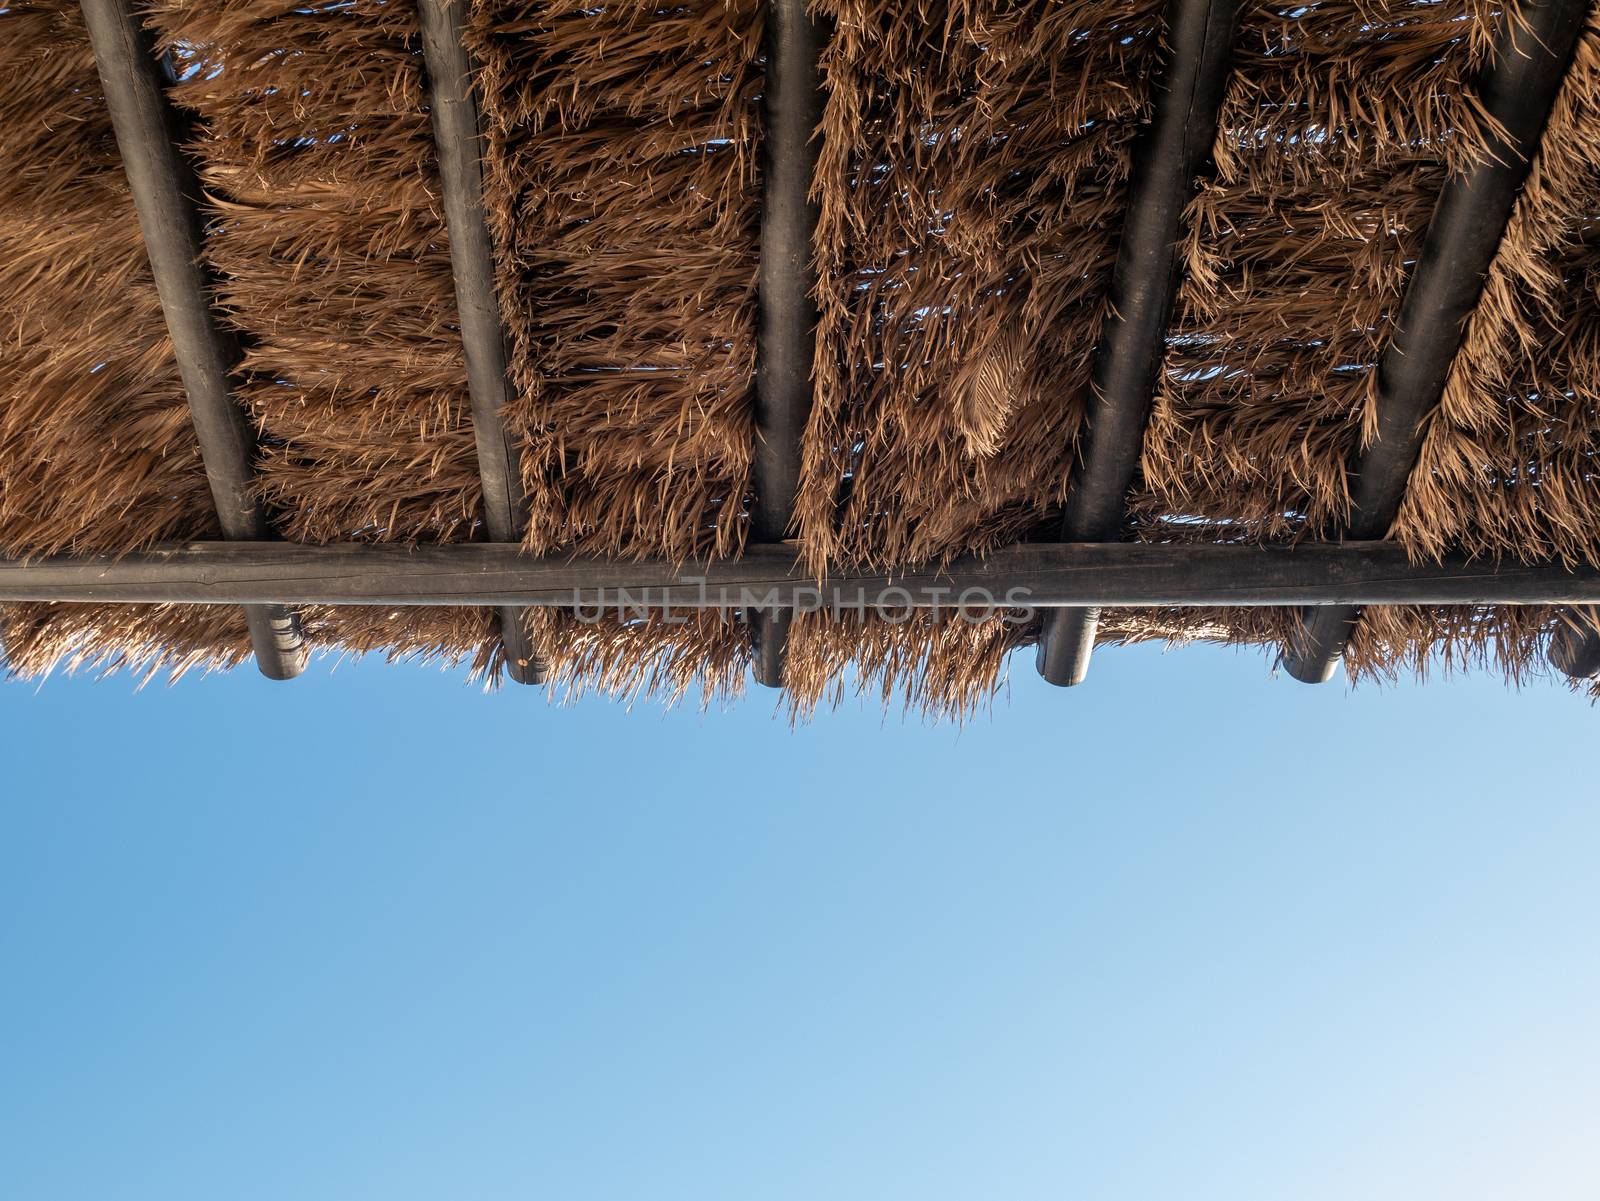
[78,0,306,679]
[750,0,825,688]
[1036,0,1241,686]
[1282,0,1590,683]
[417,0,543,685]
[1549,611,1600,679]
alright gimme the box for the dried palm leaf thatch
[1121,0,1539,682]
[1393,4,1600,568]
[466,0,762,564]
[0,3,218,557]
[797,0,1166,573]
[790,606,1311,721]
[5,0,1600,703]
[1133,0,1505,545]
[520,604,1032,721]
[1098,603,1301,651]
[784,609,1034,721]
[1344,603,1571,686]
[0,3,251,680]
[2,602,252,683]
[525,609,753,710]
[2,599,502,685]
[145,0,486,547]
[1095,603,1595,695]
[142,0,501,671]
[299,603,505,682]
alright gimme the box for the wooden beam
[1036,0,1240,687]
[1549,610,1600,679]
[416,0,541,686]
[749,0,825,687]
[5,541,1600,609]
[78,0,306,680]
[1282,0,1590,684]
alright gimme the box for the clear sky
[2,642,1597,1201]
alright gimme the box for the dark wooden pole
[6,541,1600,609]
[750,0,825,687]
[417,0,541,686]
[78,0,307,680]
[1282,0,1589,683]
[1037,0,1241,687]
[1549,610,1600,678]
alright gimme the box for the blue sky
[2,642,1597,1200]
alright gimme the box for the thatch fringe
[1,602,253,684]
[2,600,502,686]
[1343,603,1557,685]
[784,610,1033,721]
[300,603,504,683]
[525,609,753,710]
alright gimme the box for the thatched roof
[3,0,1600,714]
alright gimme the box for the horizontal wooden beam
[3,542,1600,610]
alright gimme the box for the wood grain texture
[79,0,305,679]
[750,0,825,687]
[416,0,539,684]
[3,542,1600,608]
